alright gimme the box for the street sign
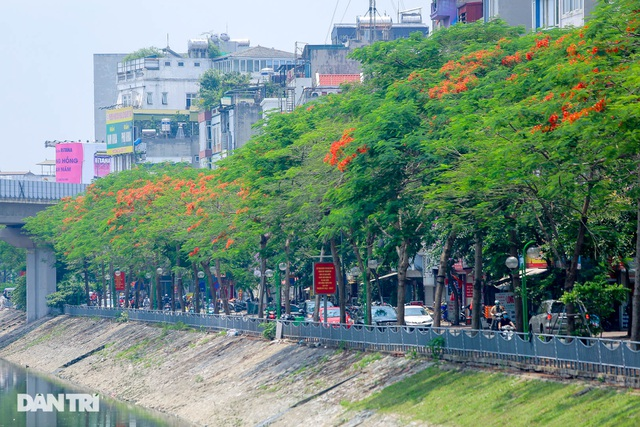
[313,262,336,295]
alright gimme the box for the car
[319,307,353,326]
[528,300,594,336]
[370,305,398,326]
[300,299,334,320]
[403,305,433,327]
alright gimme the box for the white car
[403,305,433,327]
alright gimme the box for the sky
[0,0,432,173]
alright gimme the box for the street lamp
[156,268,164,311]
[362,259,378,325]
[505,240,535,334]
[264,269,274,316]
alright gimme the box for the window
[162,92,168,105]
[178,61,184,67]
[146,92,153,105]
[194,62,200,67]
[186,93,197,109]
[563,0,583,12]
[122,93,132,107]
[247,59,254,72]
[164,61,171,66]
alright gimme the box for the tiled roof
[316,74,362,86]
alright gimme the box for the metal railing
[0,179,86,203]
[65,305,640,378]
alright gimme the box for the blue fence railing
[64,305,640,376]
[0,179,86,202]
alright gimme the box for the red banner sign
[313,262,336,295]
[114,271,126,291]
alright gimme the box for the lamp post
[104,274,111,308]
[264,269,274,316]
[363,259,377,325]
[277,262,286,318]
[156,268,163,311]
[146,272,152,310]
[197,271,205,313]
[210,266,217,311]
[506,240,535,334]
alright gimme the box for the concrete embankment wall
[0,310,429,426]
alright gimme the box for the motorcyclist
[490,300,503,330]
[498,312,515,330]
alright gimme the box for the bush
[259,322,276,340]
[46,281,85,310]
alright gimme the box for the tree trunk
[191,262,200,314]
[396,240,410,326]
[434,232,456,327]
[330,238,346,324]
[284,237,291,315]
[351,231,374,325]
[471,231,483,331]
[565,190,591,334]
[257,234,269,319]
[632,179,640,343]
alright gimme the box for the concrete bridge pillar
[0,226,56,322]
[26,246,57,322]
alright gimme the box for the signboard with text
[313,262,336,295]
[55,142,83,183]
[114,272,126,291]
[106,107,134,155]
[94,154,111,178]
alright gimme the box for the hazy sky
[0,0,431,173]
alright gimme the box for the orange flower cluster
[188,247,200,257]
[532,98,606,133]
[501,52,522,66]
[428,49,499,99]
[324,128,357,170]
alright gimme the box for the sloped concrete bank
[0,309,432,426]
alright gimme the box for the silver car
[403,305,433,327]
[528,300,593,336]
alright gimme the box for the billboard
[106,107,134,155]
[55,142,83,183]
[313,262,336,295]
[94,154,111,178]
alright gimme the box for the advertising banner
[106,107,134,155]
[313,262,336,295]
[94,154,111,178]
[55,142,83,183]
[114,271,126,291]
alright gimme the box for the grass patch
[115,339,152,361]
[345,366,640,427]
[352,353,382,371]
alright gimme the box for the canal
[0,358,188,427]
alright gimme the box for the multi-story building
[332,7,429,46]
[210,46,296,83]
[429,0,597,31]
[483,0,598,30]
[94,54,127,144]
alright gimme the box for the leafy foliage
[123,47,162,62]
[46,281,85,310]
